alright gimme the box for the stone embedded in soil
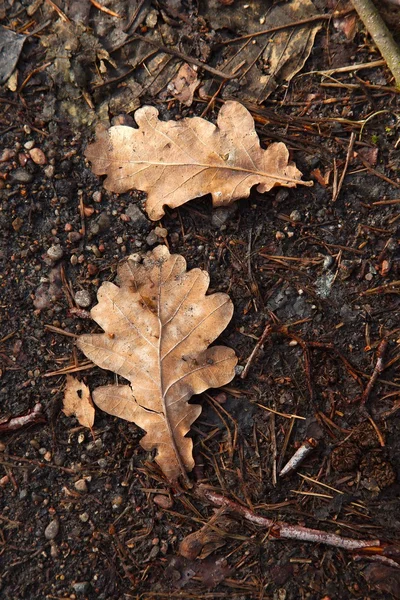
[89,211,110,236]
[146,230,158,246]
[47,244,64,262]
[44,518,60,540]
[29,147,47,165]
[74,478,88,493]
[12,217,23,232]
[11,168,33,183]
[154,494,173,509]
[79,512,89,523]
[211,205,237,227]
[290,209,302,222]
[125,203,148,227]
[0,148,15,162]
[44,165,54,178]
[73,582,90,594]
[75,290,91,308]
[68,231,82,243]
[154,226,168,238]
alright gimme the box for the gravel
[44,518,60,540]
[46,244,64,262]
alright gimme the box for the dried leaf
[77,246,237,481]
[63,375,95,429]
[85,101,311,220]
[167,63,200,106]
[201,0,322,104]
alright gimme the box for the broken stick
[351,0,400,88]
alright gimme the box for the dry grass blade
[85,101,311,220]
[76,246,237,482]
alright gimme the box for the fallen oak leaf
[76,246,237,483]
[85,100,312,220]
[63,375,95,430]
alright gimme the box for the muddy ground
[0,1,400,599]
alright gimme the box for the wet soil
[0,1,400,599]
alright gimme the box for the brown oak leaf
[63,375,95,429]
[76,246,237,482]
[85,101,311,220]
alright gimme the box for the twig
[123,0,148,32]
[360,340,389,405]
[305,58,386,77]
[0,403,45,433]
[241,323,272,379]
[88,0,121,18]
[218,12,353,45]
[351,0,400,88]
[332,132,356,202]
[196,484,382,553]
[280,438,319,477]
[44,0,70,22]
[114,33,243,80]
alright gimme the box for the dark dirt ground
[1,1,400,599]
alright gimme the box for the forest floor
[0,1,400,599]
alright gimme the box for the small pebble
[0,148,15,162]
[87,263,98,276]
[75,290,91,308]
[323,255,334,270]
[12,168,33,183]
[275,189,289,203]
[29,147,47,165]
[0,441,6,452]
[73,582,90,594]
[275,231,285,240]
[146,231,158,246]
[12,217,23,232]
[32,492,44,503]
[125,203,148,227]
[92,191,102,203]
[18,153,28,166]
[290,210,302,222]
[154,226,168,238]
[44,518,59,540]
[79,512,89,523]
[112,495,123,509]
[47,244,64,262]
[50,541,59,558]
[74,479,88,493]
[68,231,82,243]
[153,494,173,509]
[91,245,102,258]
[44,165,55,178]
[24,140,35,150]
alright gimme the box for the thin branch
[351,0,400,88]
[0,403,45,432]
[196,484,385,554]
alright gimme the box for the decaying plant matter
[76,246,237,482]
[85,101,311,220]
[63,375,95,430]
